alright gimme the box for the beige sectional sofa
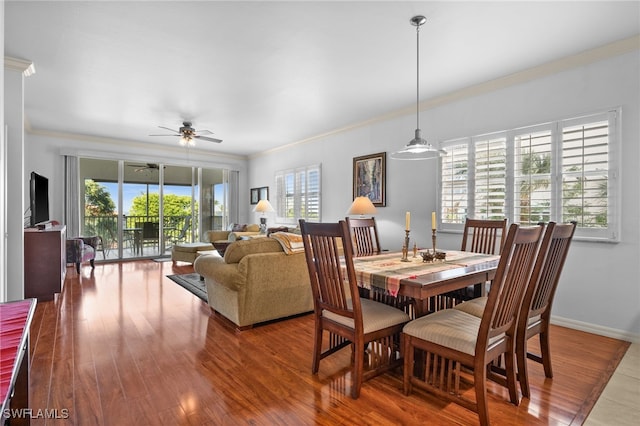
[205,224,261,243]
[194,236,313,330]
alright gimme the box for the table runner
[348,250,498,296]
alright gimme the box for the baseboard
[551,315,639,343]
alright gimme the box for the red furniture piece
[1,298,37,426]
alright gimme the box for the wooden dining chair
[453,221,576,398]
[462,218,508,255]
[345,217,381,257]
[299,219,411,399]
[345,216,416,316]
[446,218,508,303]
[402,223,544,426]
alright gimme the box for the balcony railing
[82,215,195,254]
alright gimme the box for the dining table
[347,250,500,318]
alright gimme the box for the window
[439,110,619,241]
[275,164,321,225]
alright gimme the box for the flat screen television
[30,172,50,227]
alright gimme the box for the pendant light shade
[390,15,446,160]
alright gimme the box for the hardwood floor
[26,260,629,425]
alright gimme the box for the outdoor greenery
[129,192,195,219]
[85,179,116,215]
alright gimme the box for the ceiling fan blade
[196,129,214,135]
[195,135,223,143]
[158,126,180,133]
[149,133,179,137]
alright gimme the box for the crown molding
[4,56,36,76]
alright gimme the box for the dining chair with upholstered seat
[345,217,381,256]
[445,218,508,304]
[454,221,576,398]
[346,216,415,317]
[402,223,544,426]
[299,219,411,399]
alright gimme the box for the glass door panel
[163,165,197,250]
[80,158,119,260]
[202,168,227,236]
[123,161,161,258]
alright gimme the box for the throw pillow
[232,224,246,232]
[245,224,260,233]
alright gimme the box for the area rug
[166,273,207,302]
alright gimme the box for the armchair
[66,236,99,273]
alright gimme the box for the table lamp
[346,196,377,217]
[253,199,275,234]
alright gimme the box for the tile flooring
[585,343,640,425]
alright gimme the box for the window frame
[438,109,620,242]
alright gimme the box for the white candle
[405,211,410,231]
[431,211,436,230]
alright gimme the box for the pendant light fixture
[390,15,446,160]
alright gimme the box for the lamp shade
[347,196,377,216]
[253,199,275,213]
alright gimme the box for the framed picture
[250,186,270,204]
[353,152,386,206]
[259,186,269,201]
[250,188,260,205]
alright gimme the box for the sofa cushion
[224,237,284,264]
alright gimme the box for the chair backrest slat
[462,218,508,255]
[300,220,361,321]
[345,217,381,256]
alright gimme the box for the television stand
[24,225,66,301]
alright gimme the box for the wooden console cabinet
[24,225,66,301]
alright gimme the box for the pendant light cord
[416,22,420,131]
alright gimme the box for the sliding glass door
[79,158,230,260]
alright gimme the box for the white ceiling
[5,1,639,157]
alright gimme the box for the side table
[212,240,232,256]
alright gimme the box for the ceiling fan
[149,121,222,146]
[127,163,164,173]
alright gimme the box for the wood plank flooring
[26,260,629,425]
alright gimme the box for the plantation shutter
[560,114,610,230]
[440,141,469,224]
[514,128,553,225]
[473,136,506,220]
[275,164,321,225]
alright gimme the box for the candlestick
[401,230,410,262]
[432,228,437,255]
[413,242,418,258]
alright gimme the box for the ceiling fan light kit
[390,15,446,161]
[150,121,222,146]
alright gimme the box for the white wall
[248,50,640,341]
